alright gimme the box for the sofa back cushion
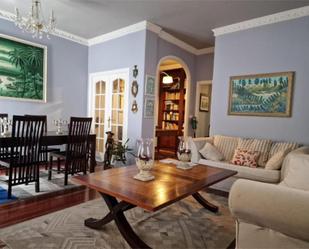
[269,142,299,159]
[237,138,272,167]
[280,154,309,191]
[213,135,239,161]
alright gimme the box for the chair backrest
[66,117,92,173]
[24,115,47,132]
[0,113,8,119]
[9,115,46,185]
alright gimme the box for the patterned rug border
[0,192,236,249]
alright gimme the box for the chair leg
[48,155,53,180]
[8,184,12,199]
[45,151,48,170]
[64,173,68,186]
[35,178,40,193]
[57,158,61,173]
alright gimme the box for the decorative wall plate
[131,80,138,97]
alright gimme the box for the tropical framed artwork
[144,97,155,118]
[0,34,47,103]
[145,74,155,96]
[228,71,294,117]
[199,94,209,112]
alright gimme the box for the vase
[134,138,155,181]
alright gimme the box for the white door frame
[194,80,212,117]
[194,80,212,137]
[153,56,192,145]
[88,68,130,155]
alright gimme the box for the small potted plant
[111,139,133,167]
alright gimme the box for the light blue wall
[196,53,214,81]
[143,30,198,138]
[0,18,88,129]
[88,30,147,147]
[211,16,309,144]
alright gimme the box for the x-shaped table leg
[192,192,219,213]
[85,193,151,249]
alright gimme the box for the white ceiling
[0,0,308,48]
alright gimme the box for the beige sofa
[229,148,309,249]
[188,135,302,191]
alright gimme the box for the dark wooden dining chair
[25,115,60,169]
[0,115,46,198]
[49,117,92,185]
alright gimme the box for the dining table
[0,131,97,172]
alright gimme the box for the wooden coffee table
[73,162,236,249]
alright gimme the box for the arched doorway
[153,56,192,159]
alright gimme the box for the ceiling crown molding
[213,5,309,36]
[88,21,148,46]
[0,8,214,54]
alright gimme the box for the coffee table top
[73,162,236,211]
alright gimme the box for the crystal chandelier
[14,0,56,39]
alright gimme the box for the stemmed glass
[134,138,155,181]
[0,117,12,137]
[177,137,192,169]
[53,119,68,135]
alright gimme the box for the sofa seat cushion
[213,135,239,161]
[199,159,280,183]
[237,138,272,167]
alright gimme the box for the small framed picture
[145,75,155,95]
[144,97,155,118]
[199,94,209,112]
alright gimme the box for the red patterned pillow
[231,149,260,168]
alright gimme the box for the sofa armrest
[188,136,213,163]
[229,179,309,242]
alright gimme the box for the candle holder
[134,138,155,181]
[53,119,68,135]
[0,117,12,137]
[177,137,192,170]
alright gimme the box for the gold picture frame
[228,71,294,117]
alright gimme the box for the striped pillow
[237,138,272,167]
[213,135,239,161]
[269,142,299,159]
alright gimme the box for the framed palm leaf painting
[228,72,294,117]
[0,34,47,102]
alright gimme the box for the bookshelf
[156,68,186,157]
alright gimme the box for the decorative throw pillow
[231,149,260,168]
[237,138,272,167]
[199,143,224,161]
[265,149,291,170]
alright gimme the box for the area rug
[0,170,80,205]
[0,192,235,249]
